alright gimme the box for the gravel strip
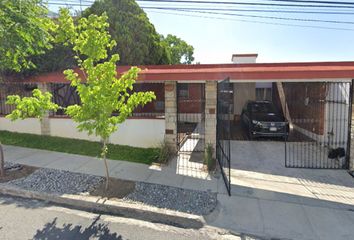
[3,168,104,195]
[124,182,217,215]
[4,162,21,170]
[1,166,216,215]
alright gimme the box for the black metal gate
[216,78,232,195]
[177,83,205,153]
[285,81,353,169]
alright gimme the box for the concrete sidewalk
[2,145,221,193]
[208,194,354,240]
[3,145,354,240]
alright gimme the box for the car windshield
[251,102,277,113]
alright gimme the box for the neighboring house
[1,53,354,170]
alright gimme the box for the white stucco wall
[50,118,165,148]
[0,117,165,148]
[109,118,165,148]
[231,55,257,63]
[0,117,41,135]
[49,118,101,142]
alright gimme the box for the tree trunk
[101,138,110,191]
[0,142,4,177]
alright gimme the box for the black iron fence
[176,83,205,152]
[1,82,166,119]
[0,83,37,116]
[285,81,353,169]
[50,83,80,117]
[216,78,232,195]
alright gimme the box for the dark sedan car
[241,100,289,140]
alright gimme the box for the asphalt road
[0,195,239,240]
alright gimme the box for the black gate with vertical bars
[216,78,232,195]
[285,81,353,169]
[177,83,205,153]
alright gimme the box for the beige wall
[1,117,165,148]
[109,119,165,148]
[49,118,101,142]
[0,118,41,135]
[233,83,256,115]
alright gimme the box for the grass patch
[0,131,158,165]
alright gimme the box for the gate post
[164,81,177,152]
[350,80,354,170]
[37,83,51,136]
[205,81,217,155]
[351,123,354,170]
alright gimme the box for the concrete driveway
[206,140,354,240]
[228,140,354,206]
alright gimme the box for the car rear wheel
[248,130,254,140]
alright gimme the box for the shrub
[155,141,173,164]
[204,143,216,172]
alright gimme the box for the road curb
[0,185,205,229]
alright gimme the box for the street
[0,195,238,240]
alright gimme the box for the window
[256,88,272,101]
[178,83,189,98]
[251,102,277,113]
[154,101,165,111]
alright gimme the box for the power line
[46,2,90,7]
[243,0,354,5]
[145,7,354,24]
[46,0,354,29]
[140,6,354,15]
[145,9,354,30]
[64,0,354,6]
[47,1,354,25]
[47,0,354,14]
[47,1,354,15]
[135,0,354,9]
[47,0,354,10]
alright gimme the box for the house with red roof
[1,54,354,185]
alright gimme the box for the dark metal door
[216,78,232,195]
[177,83,205,153]
[285,81,353,169]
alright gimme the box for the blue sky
[48,1,354,64]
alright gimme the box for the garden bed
[0,165,217,215]
[0,163,38,183]
[0,131,158,164]
[91,180,217,215]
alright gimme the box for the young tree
[4,90,59,176]
[0,0,54,177]
[6,8,156,190]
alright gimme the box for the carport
[155,57,354,200]
[213,58,354,201]
[229,80,352,168]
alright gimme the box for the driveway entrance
[229,140,354,205]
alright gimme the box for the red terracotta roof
[9,61,354,83]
